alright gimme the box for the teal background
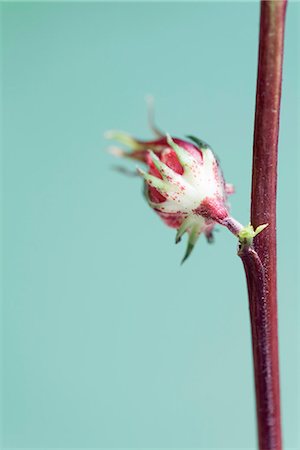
[1,2,299,449]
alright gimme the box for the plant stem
[239,1,287,449]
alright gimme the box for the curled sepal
[238,223,269,248]
[186,135,210,150]
[105,130,143,151]
[181,223,201,265]
[145,95,165,138]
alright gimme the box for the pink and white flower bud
[106,130,266,262]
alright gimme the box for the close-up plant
[2,1,298,449]
[107,1,287,449]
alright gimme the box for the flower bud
[106,130,266,262]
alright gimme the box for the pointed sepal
[166,134,196,169]
[148,150,179,182]
[181,223,201,264]
[137,167,168,196]
[175,216,193,244]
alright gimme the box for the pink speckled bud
[106,130,265,262]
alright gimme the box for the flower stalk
[239,1,287,449]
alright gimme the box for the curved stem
[240,1,287,449]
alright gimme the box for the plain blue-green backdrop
[1,1,299,449]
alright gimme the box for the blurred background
[2,2,299,449]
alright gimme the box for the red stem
[239,1,287,449]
